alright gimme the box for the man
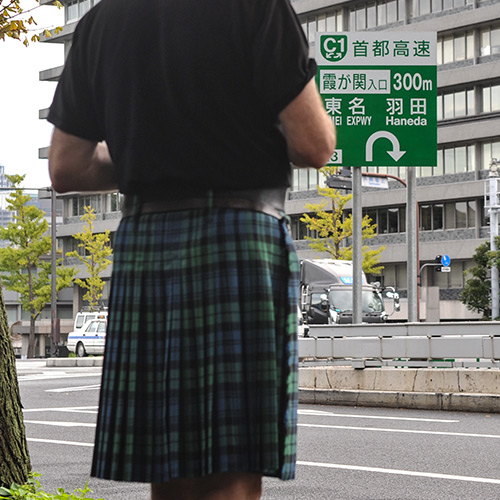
[49,0,335,498]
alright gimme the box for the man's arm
[279,77,336,169]
[49,127,118,193]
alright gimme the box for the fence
[298,322,500,368]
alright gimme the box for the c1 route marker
[365,131,406,162]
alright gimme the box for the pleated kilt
[91,206,299,483]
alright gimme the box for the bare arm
[279,77,336,169]
[49,127,118,193]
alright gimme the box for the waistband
[121,187,287,220]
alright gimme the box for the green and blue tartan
[91,206,299,483]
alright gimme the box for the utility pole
[352,167,363,324]
[488,158,500,320]
[407,167,418,323]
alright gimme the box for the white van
[67,319,107,357]
[73,310,108,331]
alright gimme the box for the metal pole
[490,162,499,319]
[407,167,418,323]
[50,187,58,357]
[352,166,363,324]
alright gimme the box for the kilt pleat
[91,207,299,483]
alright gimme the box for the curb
[299,388,500,413]
[45,357,103,367]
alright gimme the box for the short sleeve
[250,0,317,116]
[47,16,104,142]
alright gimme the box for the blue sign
[441,254,451,267]
[341,277,353,284]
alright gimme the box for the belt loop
[207,189,214,209]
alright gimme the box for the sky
[0,1,64,189]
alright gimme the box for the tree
[0,287,31,488]
[0,175,75,358]
[0,0,62,46]
[300,167,385,275]
[67,206,112,311]
[460,240,496,320]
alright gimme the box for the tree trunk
[0,286,31,487]
[27,314,36,359]
[27,265,35,359]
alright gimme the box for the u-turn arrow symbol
[366,131,406,162]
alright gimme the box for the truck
[299,259,399,328]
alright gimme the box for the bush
[0,474,103,500]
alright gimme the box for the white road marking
[299,423,500,439]
[27,438,93,448]
[297,460,500,485]
[23,406,99,414]
[298,409,460,423]
[24,420,96,428]
[18,372,101,382]
[46,384,101,393]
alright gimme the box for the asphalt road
[16,360,500,500]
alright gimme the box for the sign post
[315,32,437,323]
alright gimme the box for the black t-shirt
[48,0,316,195]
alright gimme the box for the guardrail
[298,322,500,368]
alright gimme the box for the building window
[436,145,475,174]
[292,168,326,192]
[349,0,403,30]
[483,84,500,113]
[65,0,100,23]
[301,10,343,43]
[437,32,474,65]
[482,141,500,170]
[412,0,472,17]
[71,195,102,217]
[480,25,500,57]
[437,88,475,120]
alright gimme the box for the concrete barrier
[298,366,500,413]
[46,357,103,367]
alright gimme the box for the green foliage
[66,207,112,311]
[459,240,495,319]
[0,473,104,500]
[0,0,63,46]
[0,175,75,321]
[300,167,385,275]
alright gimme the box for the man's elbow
[49,170,70,194]
[291,132,337,169]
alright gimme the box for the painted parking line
[23,406,99,414]
[297,460,500,485]
[46,384,101,393]
[298,409,460,423]
[299,423,500,439]
[24,420,96,428]
[18,372,101,382]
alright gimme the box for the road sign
[316,32,437,167]
[441,254,451,267]
[362,176,388,189]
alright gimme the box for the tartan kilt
[90,207,299,483]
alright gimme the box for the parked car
[73,310,108,331]
[67,319,107,357]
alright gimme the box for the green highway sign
[316,32,437,167]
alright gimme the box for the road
[16,361,500,499]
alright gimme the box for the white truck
[299,259,399,327]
